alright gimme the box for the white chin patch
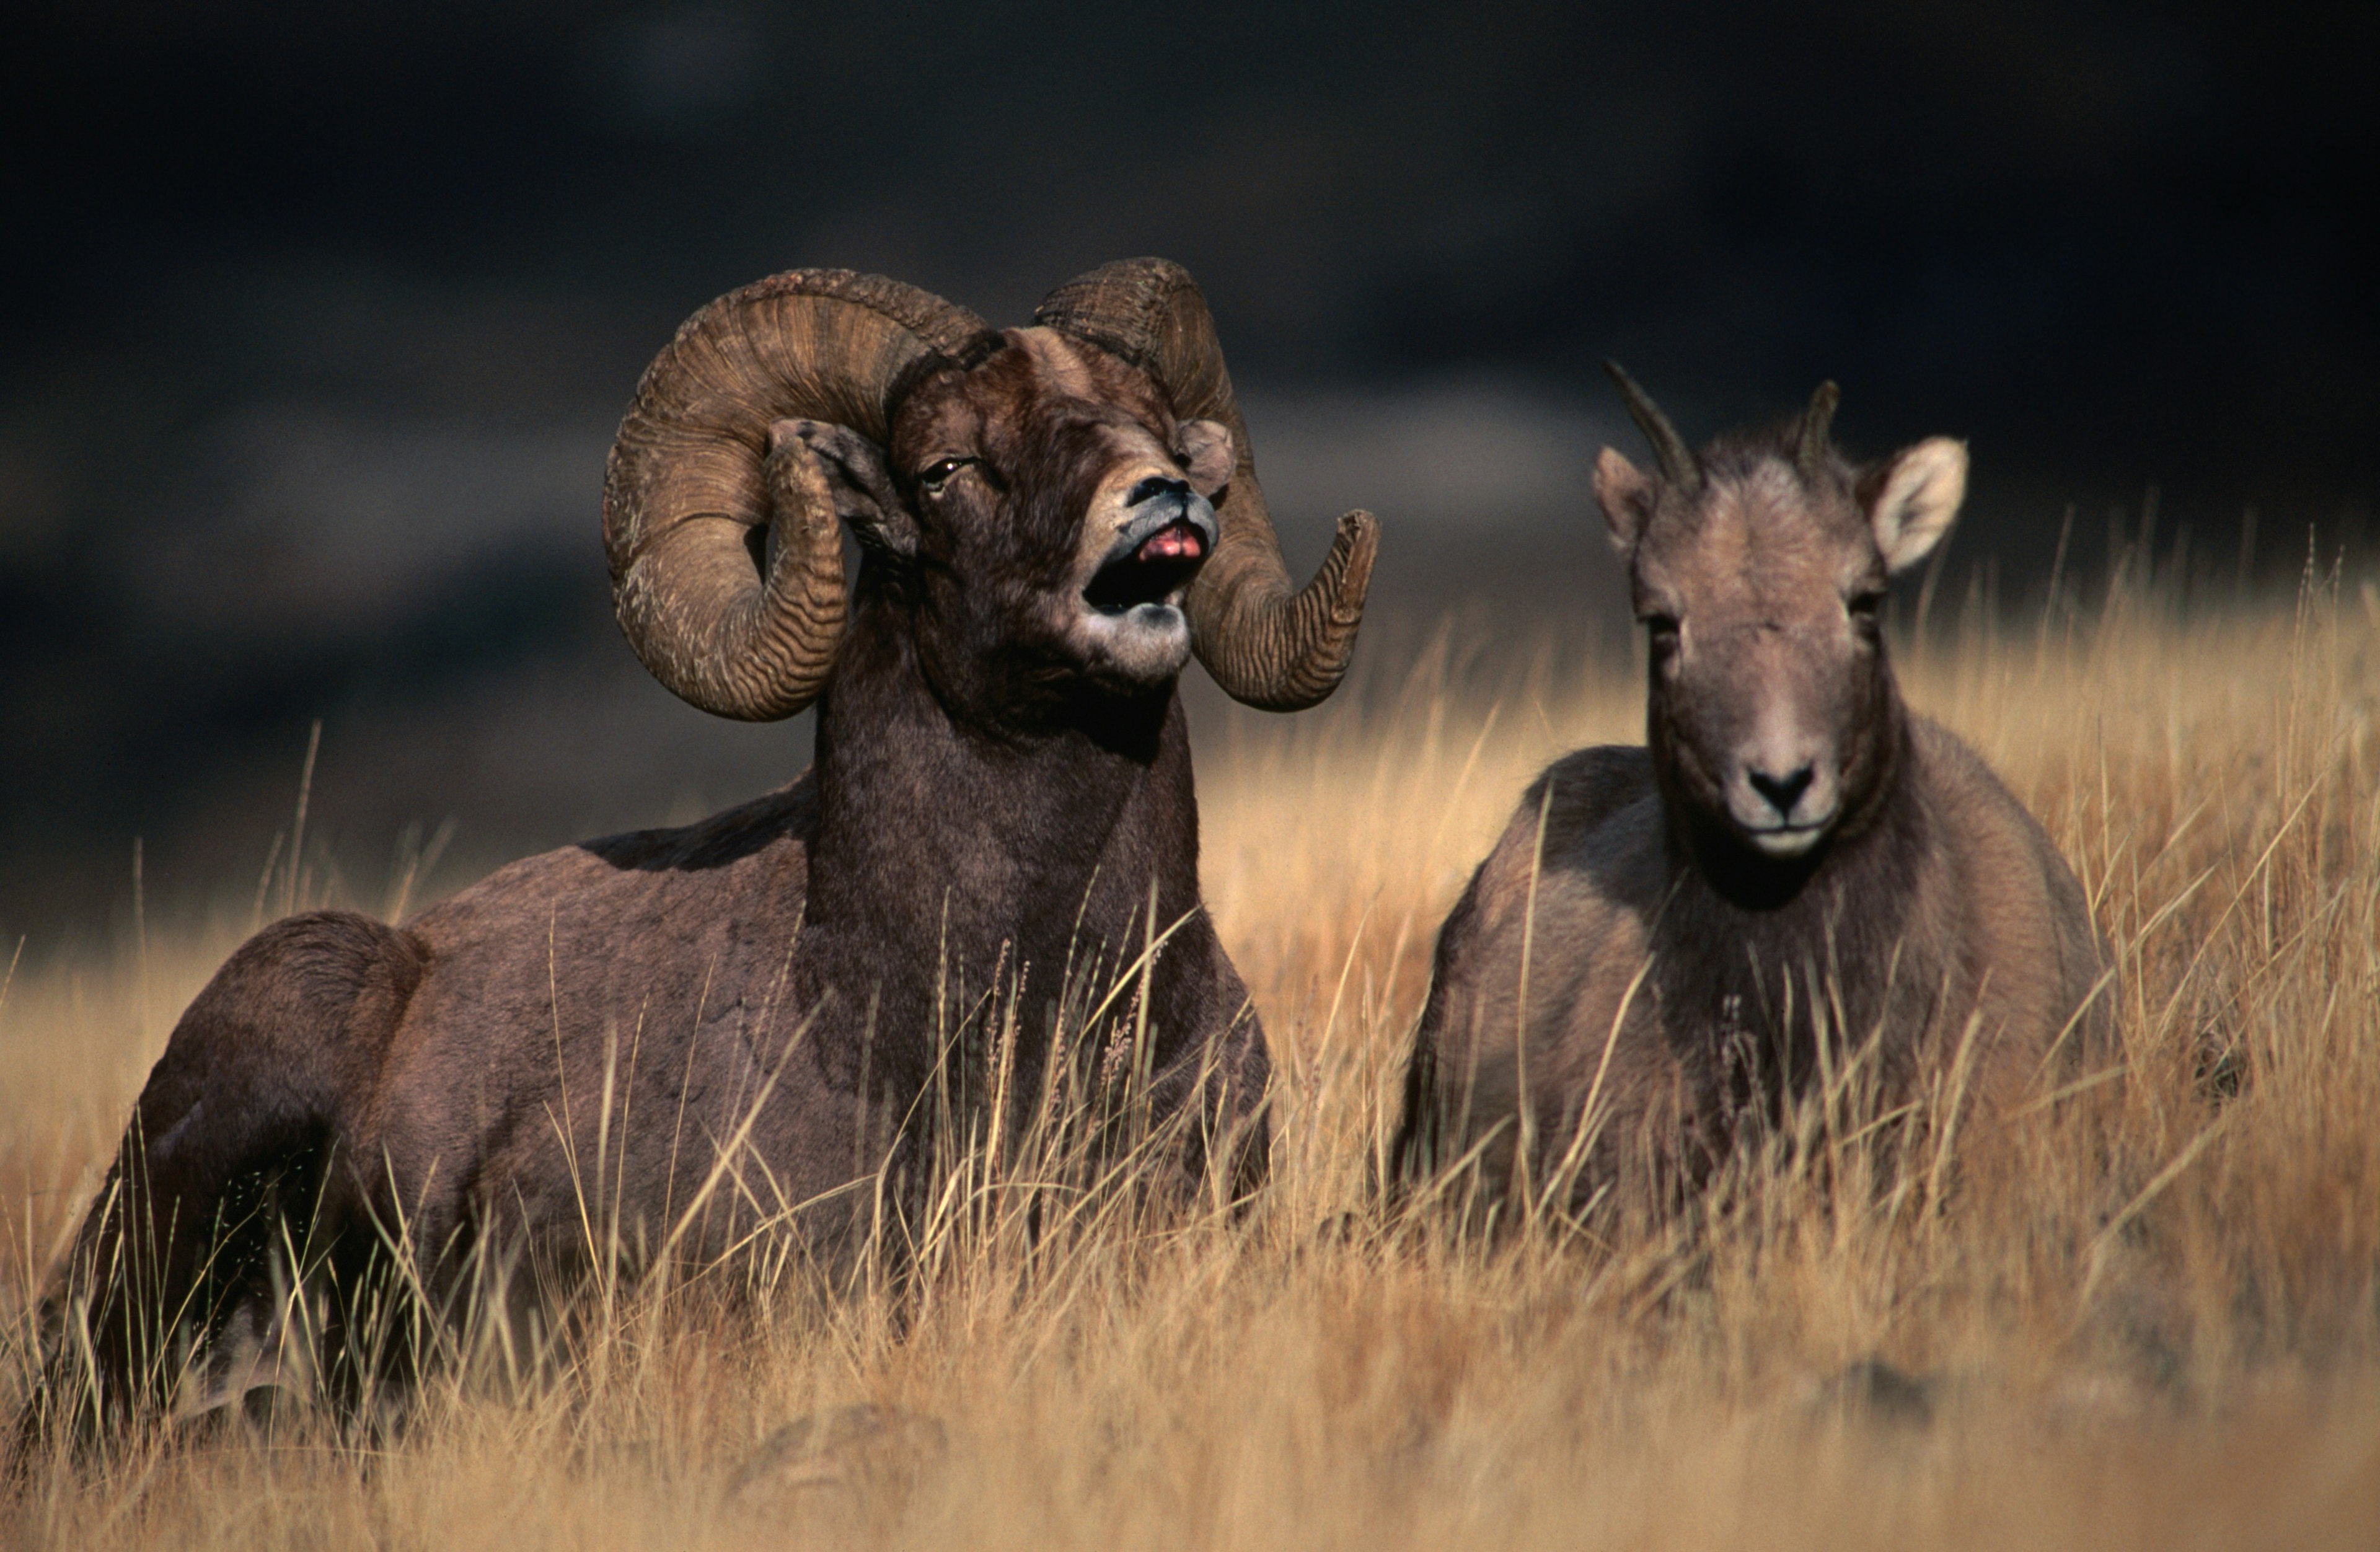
[1082,601,1192,681]
[1117,601,1186,632]
[1747,825,1824,858]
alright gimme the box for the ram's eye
[917,457,975,495]
[1848,590,1886,630]
[1641,612,1681,648]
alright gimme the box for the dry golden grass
[5,560,2379,1548]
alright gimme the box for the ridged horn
[604,270,993,720]
[1796,380,1841,479]
[1033,258,1378,712]
[1602,361,1702,493]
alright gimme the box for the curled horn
[1796,379,1841,479]
[1033,258,1378,712]
[604,270,993,720]
[1602,361,1703,493]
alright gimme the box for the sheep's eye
[1641,612,1681,648]
[1848,590,1886,629]
[917,457,976,495]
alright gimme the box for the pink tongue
[1137,524,1203,562]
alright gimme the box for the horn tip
[1334,509,1381,606]
[1797,380,1844,474]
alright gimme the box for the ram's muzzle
[1084,490,1219,616]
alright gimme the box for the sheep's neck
[802,606,1207,1075]
[1656,712,1949,1111]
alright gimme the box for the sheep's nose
[1126,475,1191,507]
[1747,764,1815,818]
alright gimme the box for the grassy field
[4,558,2379,1548]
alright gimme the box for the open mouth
[1083,511,1215,614]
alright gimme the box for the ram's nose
[1126,475,1193,509]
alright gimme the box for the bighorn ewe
[34,259,1378,1429]
[1391,369,2102,1222]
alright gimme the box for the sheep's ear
[1867,437,1967,573]
[772,418,918,558]
[1594,446,1655,554]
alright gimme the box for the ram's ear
[1175,418,1235,498]
[771,418,919,558]
[1864,437,1967,573]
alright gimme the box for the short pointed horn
[1602,361,1702,493]
[1796,379,1841,480]
[1034,258,1378,712]
[604,270,993,720]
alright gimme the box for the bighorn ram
[1391,369,2102,1221]
[34,259,1378,1429]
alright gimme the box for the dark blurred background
[2,0,2373,943]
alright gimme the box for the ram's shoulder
[405,774,818,948]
